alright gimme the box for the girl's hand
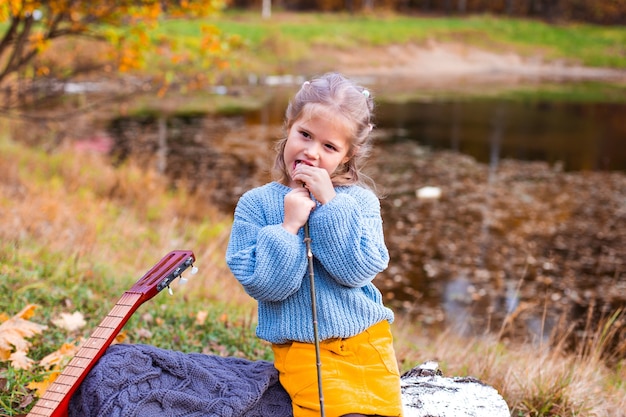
[282,186,316,234]
[292,164,337,205]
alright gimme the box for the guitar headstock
[129,250,196,301]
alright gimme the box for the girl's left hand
[293,164,336,205]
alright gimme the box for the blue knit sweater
[226,181,393,344]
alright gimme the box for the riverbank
[205,11,626,97]
[300,40,626,88]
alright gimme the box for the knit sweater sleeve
[226,185,308,302]
[308,186,389,287]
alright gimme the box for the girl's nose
[304,142,320,159]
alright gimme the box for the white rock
[401,362,510,417]
[416,186,442,200]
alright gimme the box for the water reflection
[376,100,626,172]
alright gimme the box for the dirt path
[305,41,626,89]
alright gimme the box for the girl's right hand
[282,186,315,234]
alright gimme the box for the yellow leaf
[36,66,50,76]
[0,307,47,360]
[195,310,208,325]
[10,350,35,370]
[0,348,10,361]
[39,342,79,370]
[114,330,127,344]
[0,327,34,352]
[27,371,60,397]
[27,379,51,397]
[17,304,38,320]
[218,312,228,324]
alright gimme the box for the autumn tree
[0,0,242,103]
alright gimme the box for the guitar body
[26,250,196,417]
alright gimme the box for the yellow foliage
[26,341,75,396]
[9,350,36,370]
[0,304,47,370]
[39,342,80,370]
[24,338,82,396]
[29,31,48,52]
[195,310,209,325]
[27,372,58,397]
[1,0,229,83]
[17,304,38,320]
[36,65,50,76]
[115,330,128,344]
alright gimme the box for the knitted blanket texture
[69,344,293,417]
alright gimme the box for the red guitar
[26,250,196,417]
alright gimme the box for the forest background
[1,0,626,416]
[243,0,626,25]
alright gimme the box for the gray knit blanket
[69,344,293,417]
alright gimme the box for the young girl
[226,72,402,417]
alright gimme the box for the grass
[1,127,626,416]
[195,11,626,69]
[129,11,626,106]
[121,10,626,91]
[0,131,262,415]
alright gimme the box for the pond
[376,99,626,172]
[105,83,626,355]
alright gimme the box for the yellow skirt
[272,320,403,417]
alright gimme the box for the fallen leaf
[27,340,83,397]
[135,328,152,339]
[9,350,35,370]
[27,373,58,397]
[114,330,127,344]
[17,304,38,320]
[52,311,86,332]
[0,305,47,369]
[219,312,229,328]
[39,342,79,370]
[19,392,36,408]
[195,310,208,325]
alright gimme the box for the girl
[226,72,402,417]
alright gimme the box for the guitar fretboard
[27,292,142,417]
[26,250,195,417]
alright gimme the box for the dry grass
[393,305,626,417]
[0,129,253,309]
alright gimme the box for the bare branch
[0,16,34,83]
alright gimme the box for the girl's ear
[343,144,359,164]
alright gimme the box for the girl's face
[284,112,352,188]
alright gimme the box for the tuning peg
[168,286,174,296]
[179,277,188,285]
[190,266,198,275]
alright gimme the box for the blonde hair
[273,72,376,189]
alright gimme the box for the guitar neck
[26,293,143,417]
[27,250,196,417]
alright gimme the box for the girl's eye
[300,130,311,139]
[324,143,337,151]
